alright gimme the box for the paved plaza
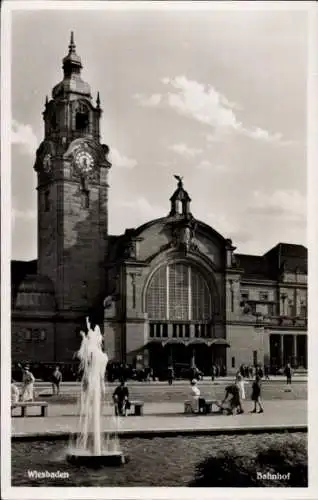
[12,399,307,439]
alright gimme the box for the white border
[1,1,317,499]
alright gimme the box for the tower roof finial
[69,31,76,53]
[96,91,101,108]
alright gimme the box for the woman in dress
[21,365,35,401]
[236,373,247,401]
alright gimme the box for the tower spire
[69,31,76,54]
[96,91,100,109]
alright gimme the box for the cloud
[243,126,289,144]
[250,189,306,222]
[134,93,162,107]
[11,120,38,156]
[197,160,229,172]
[109,148,137,169]
[162,75,241,131]
[161,76,287,145]
[169,143,202,158]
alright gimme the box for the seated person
[221,383,244,415]
[189,379,207,414]
[112,380,131,416]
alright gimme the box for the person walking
[20,365,35,402]
[167,365,174,385]
[256,365,264,379]
[251,375,264,413]
[285,363,292,385]
[52,366,62,395]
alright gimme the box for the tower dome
[52,31,91,99]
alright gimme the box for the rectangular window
[259,292,269,301]
[162,324,168,337]
[231,356,235,368]
[178,324,183,338]
[172,324,177,338]
[194,324,200,338]
[184,324,190,338]
[241,291,249,301]
[149,324,155,338]
[300,303,307,317]
[155,324,161,338]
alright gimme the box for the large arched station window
[145,261,214,339]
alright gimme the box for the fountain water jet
[66,317,126,466]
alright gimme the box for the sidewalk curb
[12,424,307,442]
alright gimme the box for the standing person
[285,363,292,385]
[251,375,264,413]
[236,374,247,402]
[256,365,264,379]
[113,380,130,417]
[20,365,35,402]
[211,364,216,381]
[52,366,62,395]
[167,365,174,385]
[248,365,254,379]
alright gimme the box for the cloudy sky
[10,5,308,261]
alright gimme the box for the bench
[129,400,144,416]
[11,401,48,417]
[184,399,220,414]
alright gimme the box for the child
[251,375,264,413]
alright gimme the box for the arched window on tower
[175,200,182,215]
[75,103,89,132]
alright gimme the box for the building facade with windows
[11,35,307,374]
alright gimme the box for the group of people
[11,364,63,403]
[188,372,264,415]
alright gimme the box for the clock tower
[34,33,111,343]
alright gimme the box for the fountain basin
[66,451,127,467]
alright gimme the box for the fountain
[66,317,126,466]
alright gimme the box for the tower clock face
[43,153,52,173]
[74,150,94,174]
